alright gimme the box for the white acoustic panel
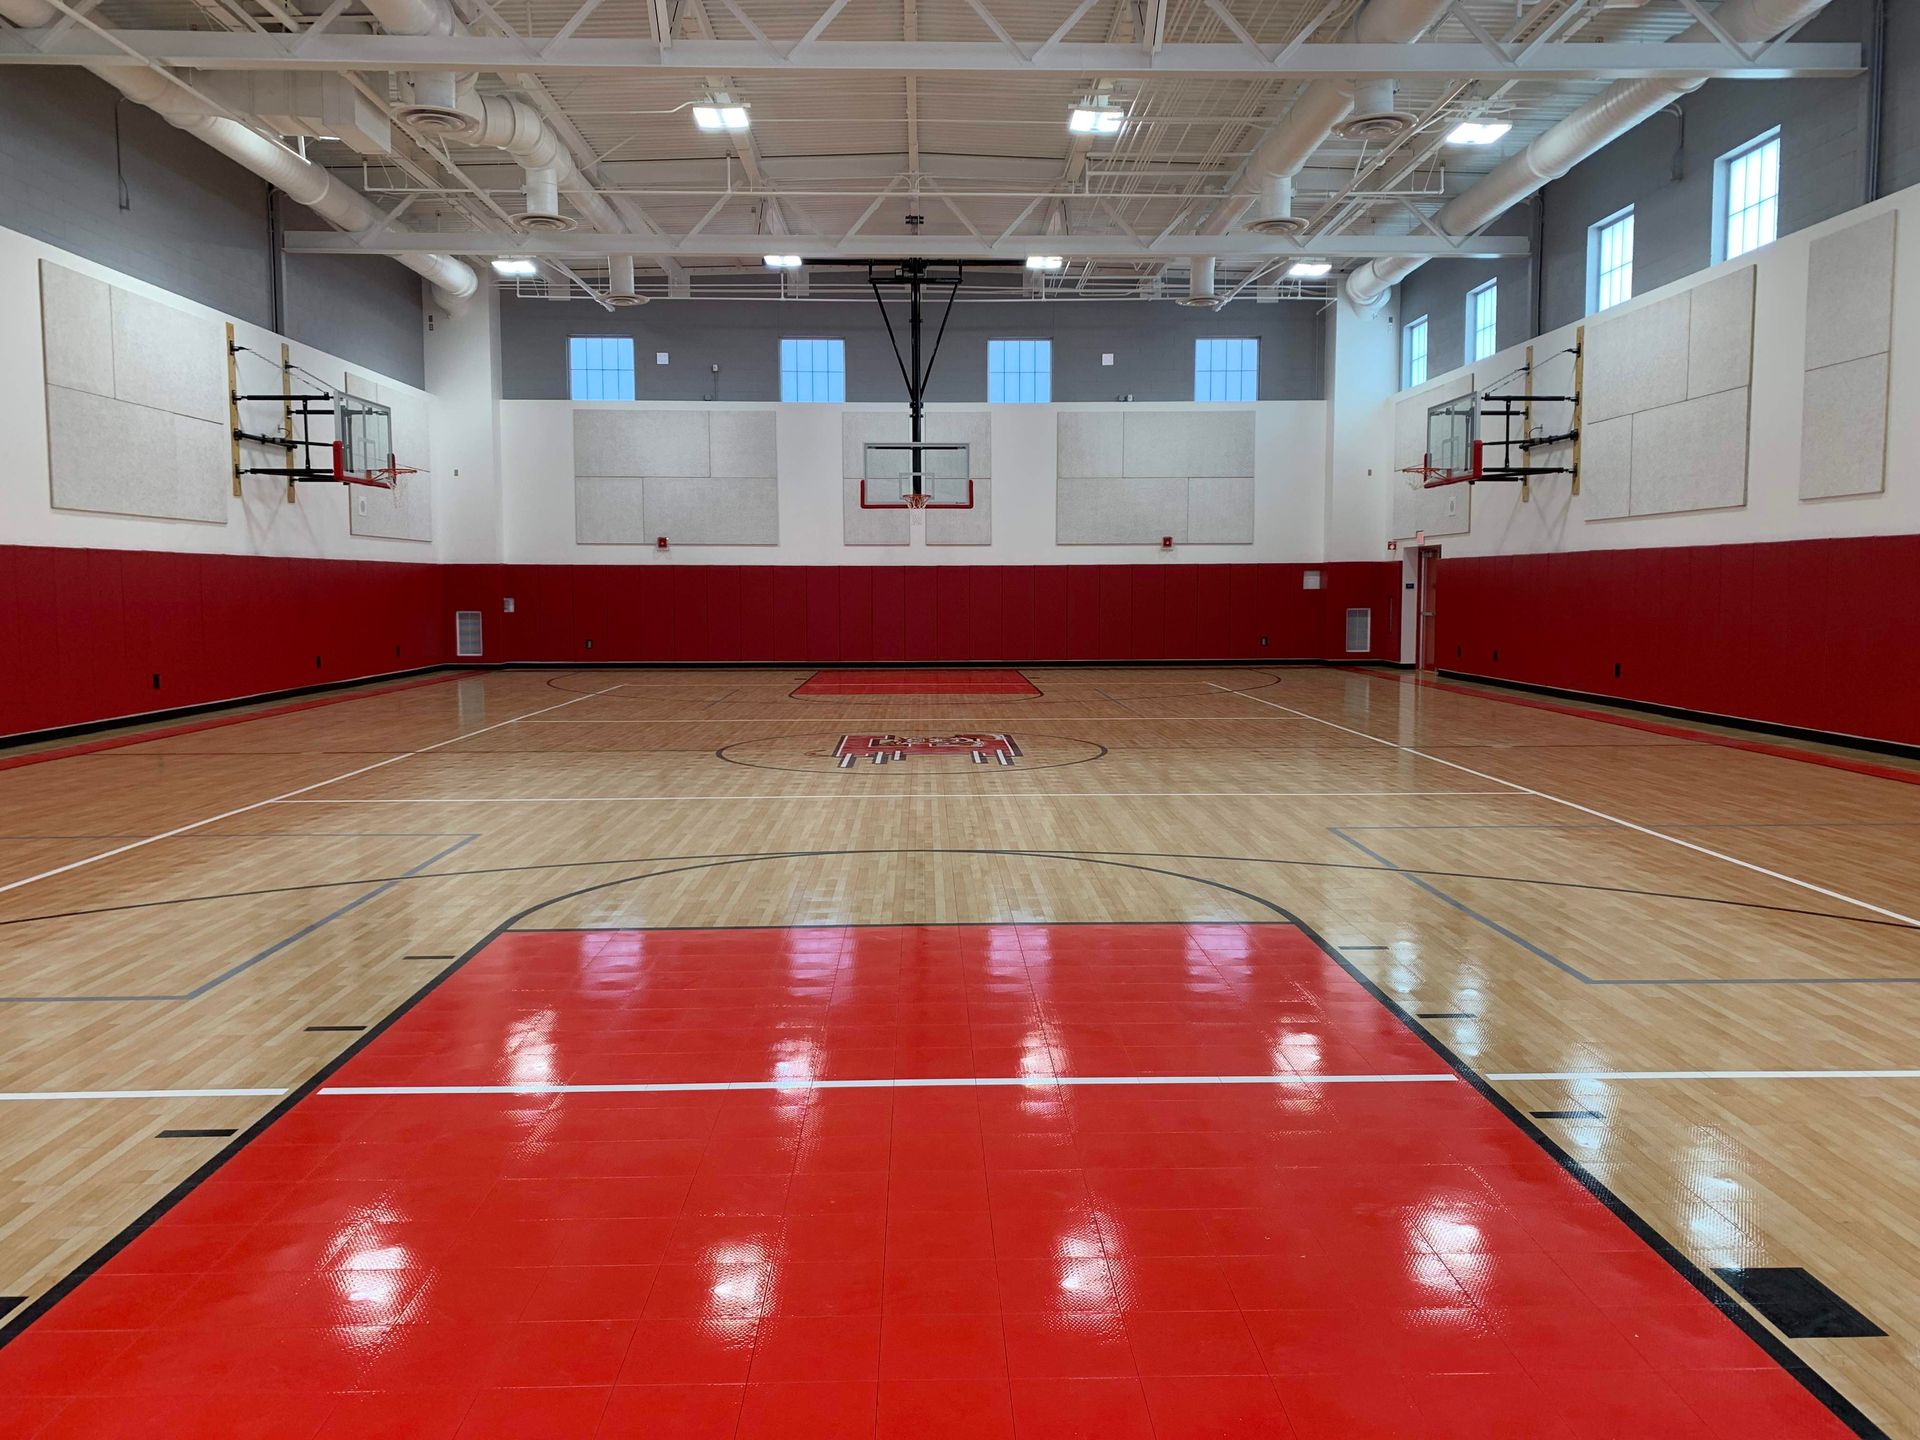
[1122,411,1253,478]
[575,476,647,542]
[1056,412,1122,478]
[926,411,992,477]
[1629,386,1749,515]
[1686,265,1755,398]
[1580,415,1633,520]
[47,385,225,523]
[1804,212,1897,372]
[644,477,778,544]
[1800,352,1889,499]
[927,477,992,545]
[840,411,911,475]
[1057,475,1186,544]
[39,262,114,398]
[1187,476,1254,543]
[709,410,777,478]
[342,370,376,399]
[108,284,224,423]
[1584,292,1690,423]
[573,409,644,477]
[843,475,910,545]
[635,411,709,477]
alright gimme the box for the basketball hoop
[359,463,418,491]
[902,491,932,511]
[1400,459,1475,490]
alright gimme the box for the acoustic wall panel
[1121,412,1253,479]
[1057,476,1186,544]
[573,410,644,476]
[840,411,911,474]
[1804,211,1896,371]
[635,411,712,477]
[1188,477,1255,543]
[1628,387,1750,515]
[1800,353,1890,500]
[927,411,992,476]
[575,477,647,542]
[1056,412,1122,479]
[39,263,114,397]
[927,478,992,546]
[1584,292,1691,423]
[1391,373,1473,539]
[40,260,230,523]
[1686,267,1756,399]
[843,476,910,545]
[1800,213,1896,500]
[1580,415,1633,520]
[644,477,779,545]
[710,411,777,478]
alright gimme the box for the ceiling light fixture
[693,104,750,133]
[1026,255,1065,271]
[491,258,539,276]
[764,254,803,268]
[1287,260,1333,278]
[1068,105,1125,136]
[1446,121,1513,146]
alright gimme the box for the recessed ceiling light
[1287,260,1333,278]
[1026,255,1065,271]
[764,254,802,268]
[693,104,750,132]
[1446,121,1512,146]
[1068,105,1125,136]
[491,258,539,276]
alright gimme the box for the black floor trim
[1714,1268,1887,1339]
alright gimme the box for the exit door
[1415,547,1441,671]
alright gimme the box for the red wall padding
[439,562,1403,668]
[1437,535,1920,748]
[0,546,447,740]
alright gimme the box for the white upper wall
[0,223,450,561]
[1362,181,1920,557]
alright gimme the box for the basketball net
[904,489,930,529]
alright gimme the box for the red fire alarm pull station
[1161,536,1173,550]
[656,536,669,550]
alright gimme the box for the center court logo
[834,733,1022,768]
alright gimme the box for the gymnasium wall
[440,563,1400,665]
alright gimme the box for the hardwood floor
[1,666,1915,1436]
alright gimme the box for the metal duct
[1337,78,1418,141]
[1344,0,1840,306]
[604,254,647,306]
[0,0,476,304]
[1177,256,1218,307]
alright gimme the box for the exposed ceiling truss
[0,0,1863,303]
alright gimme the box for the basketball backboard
[336,394,395,483]
[860,441,973,508]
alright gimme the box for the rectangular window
[1466,280,1498,363]
[1587,207,1635,314]
[779,337,846,402]
[988,339,1052,403]
[1717,129,1780,262]
[1193,337,1259,402]
[1403,315,1429,388]
[568,335,635,401]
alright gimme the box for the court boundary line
[0,683,626,901]
[0,853,1889,1438]
[1209,683,1920,930]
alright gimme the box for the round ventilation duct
[1176,256,1218,308]
[1336,78,1418,141]
[512,166,577,232]
[1243,174,1309,237]
[396,73,475,134]
[604,254,649,306]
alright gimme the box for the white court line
[0,684,627,898]
[1489,1069,1920,1082]
[0,1088,288,1102]
[319,1073,1459,1096]
[1209,683,1920,929]
[277,790,1512,805]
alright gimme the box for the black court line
[0,846,1889,1438]
[302,1024,368,1033]
[1530,1109,1607,1120]
[155,1128,238,1139]
[1417,1011,1476,1019]
[1715,1268,1887,1339]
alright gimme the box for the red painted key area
[0,925,1853,1439]
[792,669,1041,696]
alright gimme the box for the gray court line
[1342,820,1920,833]
[0,835,478,1004]
[0,831,472,842]
[1327,828,1920,988]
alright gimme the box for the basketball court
[1,0,1917,1435]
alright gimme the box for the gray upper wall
[0,68,426,387]
[1394,0,1914,381]
[499,293,1327,402]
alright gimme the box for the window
[568,336,635,401]
[1403,315,1429,388]
[1194,337,1258,401]
[779,337,846,402]
[988,339,1052,403]
[1587,207,1635,314]
[1466,280,1498,363]
[1716,128,1780,262]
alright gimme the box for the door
[1416,546,1441,671]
